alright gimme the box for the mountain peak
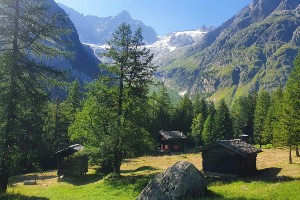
[117,10,131,19]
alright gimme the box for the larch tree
[280,53,300,163]
[254,90,271,148]
[0,0,70,193]
[69,23,156,175]
[262,87,283,146]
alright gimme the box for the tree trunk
[296,146,300,157]
[113,154,122,176]
[289,146,292,164]
[0,171,9,193]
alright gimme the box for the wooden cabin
[201,140,262,177]
[54,144,88,178]
[159,131,187,152]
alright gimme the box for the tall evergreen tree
[231,94,256,141]
[215,99,234,140]
[0,0,70,193]
[69,23,156,175]
[65,80,82,122]
[193,94,208,119]
[171,94,193,134]
[201,101,217,145]
[262,88,283,146]
[254,90,271,147]
[202,113,217,145]
[156,85,172,131]
[191,113,205,147]
[280,53,300,163]
[147,85,172,141]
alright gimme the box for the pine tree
[65,80,82,122]
[171,94,193,134]
[191,113,205,147]
[215,99,234,140]
[0,0,70,193]
[202,113,217,145]
[156,85,172,131]
[193,94,208,119]
[201,101,216,145]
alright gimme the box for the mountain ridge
[157,0,300,102]
[57,3,158,45]
[47,0,100,82]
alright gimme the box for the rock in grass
[137,161,207,200]
[24,180,37,185]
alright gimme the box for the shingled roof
[159,131,187,140]
[54,144,84,158]
[202,140,262,157]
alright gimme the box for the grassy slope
[2,148,300,200]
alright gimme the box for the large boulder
[137,161,207,200]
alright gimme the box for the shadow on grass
[0,193,49,200]
[190,189,250,200]
[58,173,104,186]
[104,173,158,193]
[9,174,57,185]
[207,167,300,186]
[121,166,158,174]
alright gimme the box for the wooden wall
[202,146,257,176]
[160,139,185,152]
[58,156,88,177]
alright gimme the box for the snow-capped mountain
[85,26,213,66]
[57,4,158,44]
[145,26,214,65]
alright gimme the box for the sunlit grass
[2,148,300,200]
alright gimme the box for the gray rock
[137,161,207,200]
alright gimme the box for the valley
[1,0,300,199]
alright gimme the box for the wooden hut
[159,131,187,152]
[54,144,88,178]
[201,139,262,177]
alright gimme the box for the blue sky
[54,0,252,35]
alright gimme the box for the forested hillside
[157,0,300,102]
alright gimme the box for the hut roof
[54,144,84,158]
[159,131,187,140]
[202,140,262,157]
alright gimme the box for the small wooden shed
[201,140,262,177]
[159,131,187,152]
[54,144,88,178]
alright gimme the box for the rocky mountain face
[157,0,300,102]
[57,3,158,45]
[47,0,100,82]
[88,26,213,70]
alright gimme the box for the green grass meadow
[2,147,300,200]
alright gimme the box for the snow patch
[179,90,187,97]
